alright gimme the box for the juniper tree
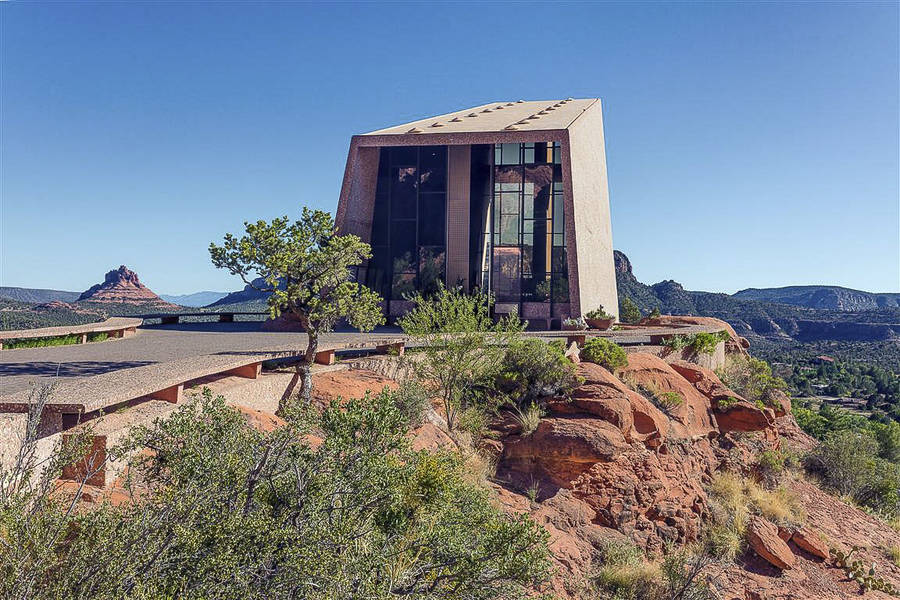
[210,208,384,411]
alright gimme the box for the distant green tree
[210,208,384,411]
[398,284,525,431]
[619,296,642,324]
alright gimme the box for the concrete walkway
[0,323,398,395]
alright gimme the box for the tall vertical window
[484,142,567,305]
[366,146,447,303]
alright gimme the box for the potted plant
[562,316,588,331]
[585,307,615,330]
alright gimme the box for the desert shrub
[581,338,628,372]
[3,333,82,349]
[512,403,544,436]
[457,405,490,441]
[717,355,788,408]
[656,391,683,413]
[619,297,642,324]
[393,379,430,427]
[885,545,900,567]
[707,472,804,562]
[398,284,524,430]
[585,306,614,320]
[804,429,900,518]
[756,449,787,485]
[592,540,712,600]
[0,388,551,599]
[661,335,691,351]
[689,331,729,355]
[495,338,580,407]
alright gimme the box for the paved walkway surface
[0,321,720,396]
[0,323,391,395]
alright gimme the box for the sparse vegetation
[398,284,524,431]
[707,472,805,562]
[591,540,713,600]
[717,354,788,409]
[585,306,614,320]
[661,331,729,355]
[210,208,384,411]
[494,338,581,407]
[581,338,628,372]
[512,402,544,436]
[0,387,552,599]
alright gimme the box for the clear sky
[1,1,898,295]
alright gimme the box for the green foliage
[592,540,712,600]
[392,380,430,428]
[656,391,683,413]
[0,388,551,599]
[494,338,581,407]
[2,333,82,349]
[619,297,642,324]
[804,428,900,518]
[585,306,614,320]
[661,331,729,355]
[831,546,899,596]
[649,307,661,319]
[717,355,788,409]
[581,338,628,372]
[210,207,385,409]
[398,284,525,430]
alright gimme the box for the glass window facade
[367,146,447,302]
[477,142,568,306]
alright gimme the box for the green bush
[656,391,683,413]
[585,306,614,320]
[804,429,900,518]
[393,380,430,427]
[689,331,729,355]
[0,388,552,599]
[495,339,580,406]
[580,338,628,372]
[717,355,788,408]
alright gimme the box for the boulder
[790,527,829,560]
[549,362,669,445]
[502,418,628,487]
[714,401,775,432]
[768,389,792,418]
[747,517,796,570]
[668,360,744,406]
[617,353,718,438]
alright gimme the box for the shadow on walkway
[0,360,155,379]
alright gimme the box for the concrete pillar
[375,342,405,357]
[150,384,183,404]
[446,145,471,289]
[314,349,335,365]
[225,362,261,379]
[80,334,88,344]
[219,313,234,323]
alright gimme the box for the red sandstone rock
[411,422,455,452]
[77,265,178,308]
[790,527,829,560]
[617,353,718,438]
[669,360,744,405]
[769,389,792,417]
[747,517,796,570]
[714,401,775,432]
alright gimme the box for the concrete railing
[0,317,143,350]
[136,311,270,325]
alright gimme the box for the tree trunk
[276,318,317,417]
[298,329,318,405]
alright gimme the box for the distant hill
[0,287,80,304]
[614,250,900,343]
[0,299,104,331]
[209,278,272,307]
[159,291,229,307]
[734,286,900,311]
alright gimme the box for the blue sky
[1,2,897,295]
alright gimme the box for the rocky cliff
[78,266,178,308]
[735,286,900,311]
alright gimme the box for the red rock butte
[77,265,177,308]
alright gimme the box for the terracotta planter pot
[586,317,615,331]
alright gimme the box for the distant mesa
[77,265,178,308]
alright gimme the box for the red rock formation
[77,265,178,308]
[790,527,829,560]
[747,516,796,570]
